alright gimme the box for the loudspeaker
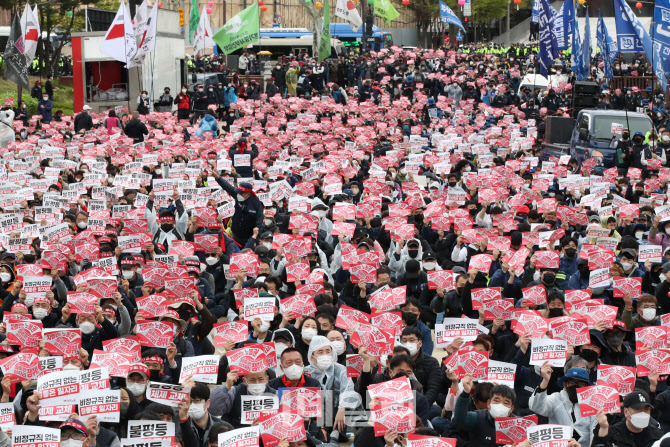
[574,81,600,96]
[574,96,599,108]
[545,116,576,145]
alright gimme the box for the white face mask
[237,194,247,202]
[642,308,657,321]
[283,364,303,380]
[465,166,472,172]
[275,342,288,357]
[402,342,419,356]
[628,410,650,429]
[263,242,273,250]
[77,221,87,229]
[331,340,346,355]
[264,219,274,226]
[533,271,541,282]
[182,89,187,93]
[423,262,436,271]
[127,382,146,396]
[137,267,143,275]
[122,270,134,280]
[24,295,34,307]
[206,256,218,266]
[302,328,317,341]
[61,440,84,447]
[33,308,49,320]
[188,402,207,419]
[661,274,668,283]
[63,363,80,371]
[621,262,633,271]
[259,321,271,332]
[635,232,644,239]
[79,321,96,335]
[313,210,327,219]
[0,273,11,283]
[665,228,670,235]
[247,383,266,396]
[489,403,511,418]
[315,355,334,371]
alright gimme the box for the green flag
[212,3,260,55]
[189,0,200,41]
[318,0,330,62]
[374,0,399,25]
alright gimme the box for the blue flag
[615,0,667,91]
[553,0,573,51]
[571,13,584,80]
[439,0,465,32]
[538,0,555,76]
[596,12,617,79]
[582,9,592,79]
[652,0,670,91]
[531,0,540,23]
[614,0,644,52]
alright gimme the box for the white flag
[335,0,362,32]
[100,1,137,65]
[193,5,215,55]
[133,0,149,37]
[127,2,158,67]
[20,3,39,61]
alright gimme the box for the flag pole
[150,9,158,112]
[123,1,131,111]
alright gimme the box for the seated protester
[59,302,119,355]
[579,329,609,383]
[249,315,273,342]
[593,390,663,447]
[31,295,62,328]
[183,382,222,446]
[451,378,517,447]
[291,315,319,365]
[433,380,494,435]
[125,363,152,412]
[389,239,423,277]
[101,303,131,336]
[400,299,434,356]
[118,253,145,302]
[620,248,646,278]
[558,238,581,289]
[145,402,177,423]
[316,312,336,335]
[429,272,466,324]
[600,322,636,366]
[398,326,441,406]
[114,387,140,438]
[184,256,214,301]
[210,369,274,426]
[271,328,295,375]
[306,336,359,440]
[357,347,430,426]
[158,307,198,363]
[60,416,119,447]
[529,365,596,447]
[205,422,235,447]
[540,292,570,318]
[142,350,178,384]
[326,329,350,365]
[144,192,189,253]
[622,294,661,331]
[521,264,563,296]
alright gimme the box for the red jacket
[176,93,190,110]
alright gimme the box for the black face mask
[149,369,161,381]
[564,248,577,258]
[403,311,418,326]
[543,273,556,285]
[606,333,624,347]
[408,249,419,259]
[120,401,130,417]
[448,182,457,187]
[566,385,579,404]
[23,254,36,264]
[178,309,191,322]
[580,348,599,362]
[548,308,564,318]
[456,286,464,296]
[160,224,174,233]
[635,190,644,196]
[309,260,319,270]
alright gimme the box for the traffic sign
[456,30,463,41]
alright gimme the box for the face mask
[120,401,130,417]
[264,219,274,227]
[662,274,668,283]
[77,221,87,229]
[352,188,360,195]
[61,440,84,447]
[543,273,556,284]
[642,308,657,321]
[465,166,472,172]
[208,89,214,92]
[127,382,146,396]
[62,363,80,371]
[24,295,34,307]
[606,333,624,347]
[331,340,346,355]
[408,249,419,259]
[566,385,579,404]
[247,383,267,396]
[621,262,633,271]
[580,348,599,362]
[628,411,651,429]
[33,308,48,320]
[0,273,11,283]
[448,181,457,187]
[43,97,49,101]
[206,256,218,266]
[79,321,96,335]
[182,89,187,93]
[636,232,644,240]
[122,270,134,280]
[188,402,207,419]
[198,89,203,92]
[489,403,510,418]
[137,267,143,275]
[423,262,436,270]
[149,369,161,381]
[548,308,564,318]
[275,342,288,357]
[533,271,541,282]
[315,355,333,371]
[564,248,577,258]
[142,94,148,98]
[259,321,271,332]
[313,210,327,219]
[237,194,247,202]
[402,342,419,356]
[284,364,303,380]
[160,224,173,233]
[302,328,317,341]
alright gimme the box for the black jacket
[74,112,93,133]
[591,417,663,447]
[124,118,149,143]
[215,177,264,244]
[411,349,441,405]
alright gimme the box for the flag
[582,9,592,78]
[613,0,644,52]
[615,0,667,90]
[20,3,39,62]
[212,2,260,55]
[189,0,200,42]
[100,1,137,65]
[193,5,215,55]
[318,0,330,62]
[552,0,573,51]
[537,0,555,77]
[439,0,465,33]
[531,0,540,23]
[374,0,399,25]
[128,2,158,67]
[3,14,29,89]
[597,12,617,79]
[652,0,670,90]
[571,11,584,80]
[335,0,362,32]
[133,0,149,37]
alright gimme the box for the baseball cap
[127,363,150,379]
[405,260,421,279]
[623,390,653,409]
[422,252,437,261]
[60,418,89,436]
[82,105,92,111]
[557,367,592,387]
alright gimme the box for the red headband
[142,355,164,366]
[159,216,175,223]
[238,186,253,193]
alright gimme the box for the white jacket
[529,388,596,447]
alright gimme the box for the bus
[227,36,347,61]
[259,24,394,51]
